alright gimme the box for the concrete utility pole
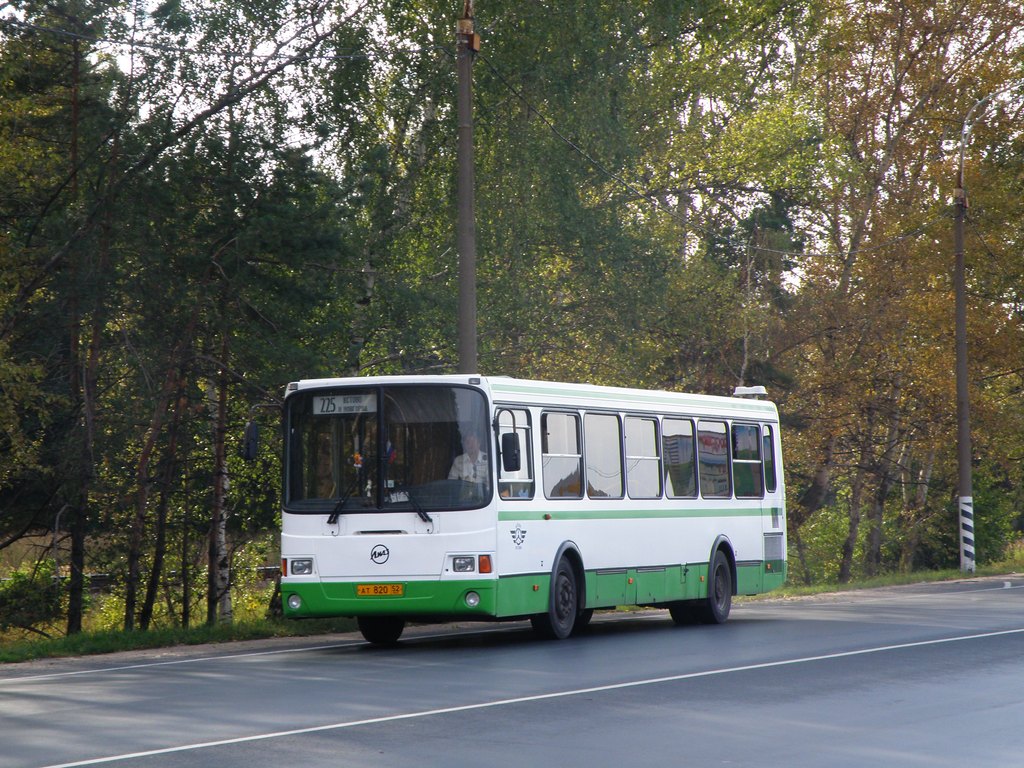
[952,170,973,573]
[952,86,1019,572]
[456,1,480,374]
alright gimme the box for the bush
[0,560,64,638]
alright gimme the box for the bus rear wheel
[668,602,699,625]
[571,608,594,635]
[531,558,578,640]
[357,615,405,645]
[699,550,732,624]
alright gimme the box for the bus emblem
[511,524,527,548]
[370,545,390,564]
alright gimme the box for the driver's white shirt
[449,453,488,483]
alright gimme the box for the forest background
[2,0,1024,639]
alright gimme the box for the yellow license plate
[356,583,404,597]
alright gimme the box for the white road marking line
[8,581,1022,684]
[36,626,1024,768]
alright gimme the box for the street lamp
[953,83,1020,573]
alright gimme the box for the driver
[448,432,488,483]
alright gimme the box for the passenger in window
[449,433,488,484]
[500,483,531,499]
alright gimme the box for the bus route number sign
[313,394,376,415]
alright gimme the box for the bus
[275,375,786,643]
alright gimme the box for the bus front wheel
[531,558,578,640]
[357,615,405,645]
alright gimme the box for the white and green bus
[277,375,786,643]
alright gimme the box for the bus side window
[697,420,731,498]
[625,416,662,499]
[763,425,777,494]
[542,412,583,499]
[663,418,697,498]
[732,423,764,499]
[584,413,624,499]
[497,409,534,499]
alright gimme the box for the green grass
[758,558,1023,601]
[0,617,357,665]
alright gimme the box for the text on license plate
[356,583,404,597]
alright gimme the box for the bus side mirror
[242,421,259,461]
[501,433,521,472]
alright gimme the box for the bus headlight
[290,558,313,575]
[453,556,475,572]
[287,594,302,611]
[465,591,481,608]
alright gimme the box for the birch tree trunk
[865,407,903,576]
[900,444,936,571]
[839,407,876,583]
[207,334,232,626]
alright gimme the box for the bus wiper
[409,493,433,524]
[327,476,361,525]
[389,487,432,524]
[327,495,349,526]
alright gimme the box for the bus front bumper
[282,578,498,619]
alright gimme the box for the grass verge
[0,617,357,665]
[765,560,1023,600]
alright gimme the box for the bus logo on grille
[370,545,390,564]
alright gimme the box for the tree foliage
[2,0,1024,637]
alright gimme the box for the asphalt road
[3,576,1024,768]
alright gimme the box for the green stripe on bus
[498,506,781,522]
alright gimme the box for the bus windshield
[284,384,491,513]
